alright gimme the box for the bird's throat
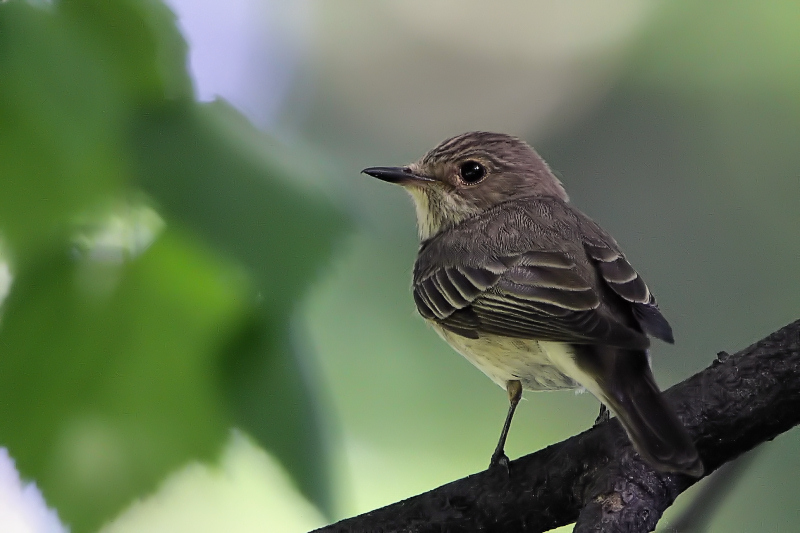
[406,187,480,241]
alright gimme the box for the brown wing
[581,227,674,343]
[415,251,650,349]
[413,197,672,348]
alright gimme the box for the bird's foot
[488,450,510,474]
[594,404,610,426]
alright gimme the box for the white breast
[430,323,579,391]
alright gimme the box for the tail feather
[575,345,703,476]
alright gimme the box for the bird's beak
[362,166,435,185]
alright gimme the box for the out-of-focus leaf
[219,311,335,516]
[1,0,346,522]
[0,229,254,532]
[130,99,347,513]
[131,100,347,305]
[0,0,190,257]
[60,0,192,101]
[0,2,124,254]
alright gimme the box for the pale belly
[431,323,580,391]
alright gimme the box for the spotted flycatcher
[363,131,702,476]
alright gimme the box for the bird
[362,131,703,477]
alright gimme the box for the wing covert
[411,197,666,349]
[414,248,650,349]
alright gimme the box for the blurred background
[1,0,799,532]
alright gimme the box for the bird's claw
[489,451,510,474]
[594,404,610,426]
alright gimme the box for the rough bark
[313,319,800,533]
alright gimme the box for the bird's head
[363,132,568,240]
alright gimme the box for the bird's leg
[489,379,522,471]
[594,403,610,426]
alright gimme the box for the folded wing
[413,198,673,348]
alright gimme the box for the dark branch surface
[313,319,800,533]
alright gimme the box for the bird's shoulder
[415,196,584,274]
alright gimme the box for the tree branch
[313,319,800,533]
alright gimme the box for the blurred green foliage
[0,232,240,526]
[0,1,344,531]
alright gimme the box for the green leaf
[0,0,346,522]
[0,2,124,254]
[131,100,347,305]
[131,100,348,514]
[0,229,254,532]
[59,0,193,101]
[219,311,335,516]
[0,0,190,257]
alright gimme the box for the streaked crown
[409,132,569,240]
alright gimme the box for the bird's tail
[574,345,703,476]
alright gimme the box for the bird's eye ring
[458,160,486,184]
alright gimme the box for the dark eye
[458,160,486,184]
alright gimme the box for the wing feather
[459,266,501,290]
[412,197,671,348]
[583,240,673,343]
[433,269,469,308]
[444,267,482,300]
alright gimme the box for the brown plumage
[363,131,702,477]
